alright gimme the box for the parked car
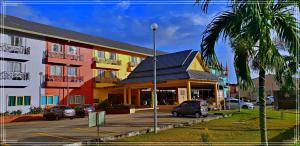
[226,99,254,109]
[74,104,95,118]
[43,105,76,120]
[171,100,208,118]
[256,96,274,105]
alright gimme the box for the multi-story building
[0,15,162,113]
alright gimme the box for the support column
[187,81,191,100]
[128,88,132,104]
[137,89,141,107]
[123,88,127,104]
[214,83,219,109]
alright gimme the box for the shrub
[96,99,112,109]
[0,111,9,116]
[201,128,211,145]
[28,107,44,114]
[10,110,22,115]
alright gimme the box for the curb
[80,113,232,145]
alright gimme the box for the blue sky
[5,1,239,83]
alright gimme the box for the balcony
[45,51,84,66]
[0,44,30,61]
[94,76,120,88]
[45,75,84,87]
[92,57,122,70]
[127,62,139,72]
[0,71,30,87]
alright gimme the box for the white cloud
[117,1,130,10]
[165,26,179,37]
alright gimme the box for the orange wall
[44,39,94,106]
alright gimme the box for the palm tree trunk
[259,68,268,145]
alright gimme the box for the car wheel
[195,112,201,118]
[70,117,74,120]
[172,112,178,117]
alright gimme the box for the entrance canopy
[117,50,222,109]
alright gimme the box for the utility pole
[151,23,158,134]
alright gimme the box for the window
[97,51,105,58]
[8,96,31,106]
[67,67,77,76]
[24,96,31,105]
[109,71,117,78]
[47,96,53,104]
[5,61,22,72]
[8,96,15,106]
[50,65,62,75]
[69,95,85,104]
[98,69,105,77]
[131,56,138,63]
[109,52,116,60]
[68,46,77,55]
[9,35,23,46]
[52,43,63,53]
[41,96,59,105]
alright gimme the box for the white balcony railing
[0,44,30,55]
[0,71,30,80]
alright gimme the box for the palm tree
[196,0,299,145]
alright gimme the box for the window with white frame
[131,56,138,63]
[68,46,77,55]
[109,71,117,78]
[50,65,62,75]
[109,52,116,60]
[52,43,63,53]
[5,61,22,72]
[69,95,85,104]
[8,35,23,46]
[67,67,77,76]
[97,51,105,58]
[98,69,105,77]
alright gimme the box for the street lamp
[151,23,158,134]
[39,72,43,107]
[66,64,70,106]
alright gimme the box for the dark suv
[171,100,208,118]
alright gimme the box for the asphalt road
[4,109,213,145]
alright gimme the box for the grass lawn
[116,107,298,145]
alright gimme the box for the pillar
[187,81,191,100]
[128,88,132,104]
[214,83,219,108]
[123,88,127,104]
[137,89,141,107]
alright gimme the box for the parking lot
[4,109,215,145]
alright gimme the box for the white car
[256,96,274,105]
[226,98,255,109]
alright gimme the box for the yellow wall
[188,54,205,71]
[92,49,145,101]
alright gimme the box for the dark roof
[1,15,166,56]
[121,50,218,84]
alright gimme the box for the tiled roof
[1,15,166,56]
[121,50,218,84]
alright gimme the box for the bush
[0,111,9,116]
[10,110,22,115]
[28,107,43,114]
[201,128,211,145]
[96,99,112,109]
[110,104,135,109]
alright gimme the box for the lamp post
[66,64,70,106]
[151,23,158,134]
[39,72,43,107]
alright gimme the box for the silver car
[226,98,254,109]
[43,106,76,120]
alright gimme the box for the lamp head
[151,23,158,31]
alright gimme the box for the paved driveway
[4,109,213,145]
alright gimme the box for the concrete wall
[1,32,45,113]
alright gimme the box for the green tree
[196,0,299,145]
